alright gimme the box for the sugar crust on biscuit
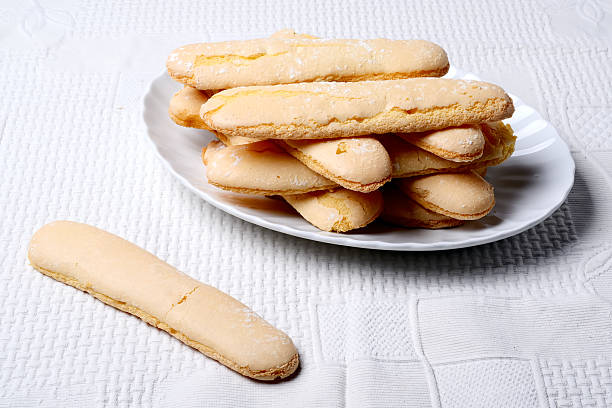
[200,79,514,139]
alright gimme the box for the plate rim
[142,69,576,251]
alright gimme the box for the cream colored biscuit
[167,35,448,90]
[398,171,495,220]
[278,138,391,193]
[399,125,485,162]
[380,185,464,229]
[168,89,393,193]
[170,30,314,124]
[214,132,258,146]
[168,88,392,192]
[28,221,299,380]
[283,188,383,232]
[167,87,388,194]
[168,87,260,144]
[202,140,337,195]
[201,79,514,140]
[381,122,515,178]
[169,86,210,128]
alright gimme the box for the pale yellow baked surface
[200,79,514,140]
[214,130,257,146]
[398,171,495,220]
[278,138,391,193]
[165,32,516,232]
[169,88,392,192]
[380,185,464,229]
[202,140,337,194]
[27,221,299,380]
[167,33,448,90]
[168,86,210,129]
[399,125,485,162]
[283,188,383,232]
[382,122,516,178]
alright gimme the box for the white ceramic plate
[143,68,575,251]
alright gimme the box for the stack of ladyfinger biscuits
[166,30,516,232]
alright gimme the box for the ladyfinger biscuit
[168,88,259,145]
[278,138,391,193]
[169,87,394,192]
[200,79,514,140]
[380,185,464,229]
[167,36,448,90]
[28,221,299,380]
[398,171,495,220]
[202,140,337,195]
[168,88,392,191]
[381,122,516,178]
[215,131,258,146]
[283,188,383,232]
[399,125,485,162]
[169,86,210,129]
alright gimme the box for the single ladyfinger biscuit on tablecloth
[27,221,299,380]
[398,125,485,162]
[169,86,210,128]
[200,79,514,140]
[380,185,464,229]
[202,140,337,195]
[283,188,383,232]
[167,35,448,90]
[397,171,495,220]
[277,138,392,193]
[380,122,516,178]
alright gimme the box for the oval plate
[143,68,575,251]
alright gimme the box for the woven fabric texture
[1,1,611,407]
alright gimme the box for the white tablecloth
[1,1,611,407]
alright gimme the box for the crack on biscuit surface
[316,195,352,231]
[167,286,200,315]
[195,53,273,66]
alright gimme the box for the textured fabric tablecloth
[1,1,611,407]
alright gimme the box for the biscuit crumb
[336,142,348,154]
